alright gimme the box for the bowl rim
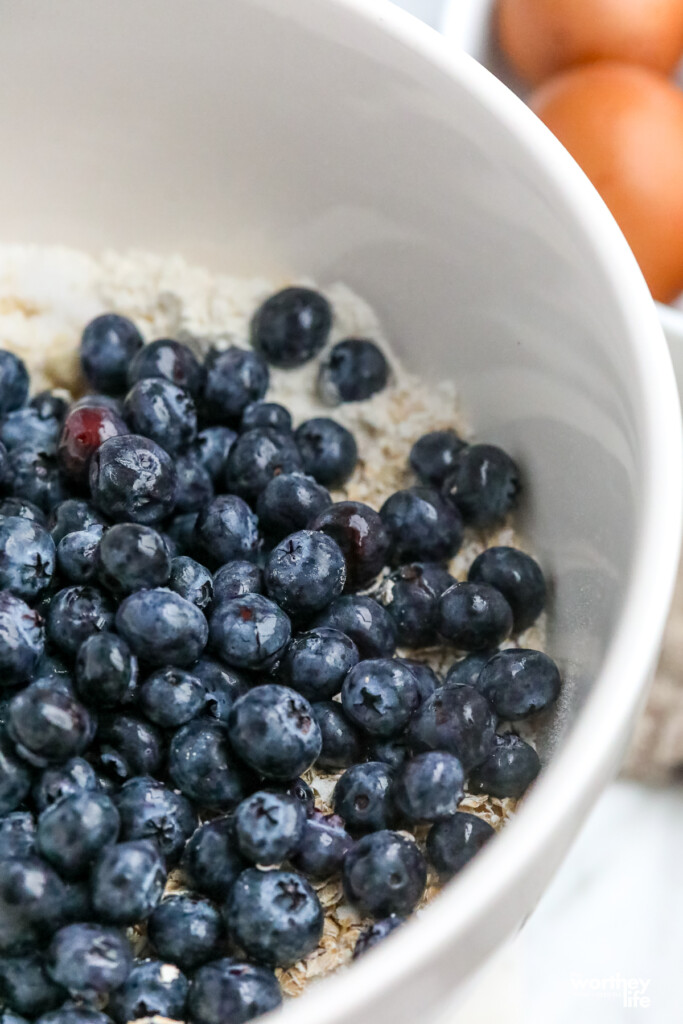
[258,0,682,1019]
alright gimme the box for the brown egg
[530,63,683,303]
[498,0,683,86]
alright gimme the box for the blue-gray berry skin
[378,563,455,648]
[193,496,261,570]
[409,429,466,488]
[188,958,282,1024]
[442,443,519,529]
[240,401,292,434]
[209,595,290,672]
[437,581,513,651]
[368,735,412,772]
[46,924,132,1001]
[0,351,29,415]
[9,682,94,767]
[0,1009,29,1024]
[468,733,541,799]
[148,894,226,972]
[212,560,262,606]
[91,841,166,925]
[278,628,359,702]
[107,959,188,1024]
[139,667,206,728]
[0,951,65,1017]
[0,856,68,955]
[75,633,137,709]
[0,497,46,525]
[334,762,396,834]
[115,776,197,866]
[181,817,247,902]
[95,713,164,783]
[443,651,497,692]
[0,407,60,454]
[194,426,237,482]
[426,812,496,880]
[0,734,32,815]
[31,391,68,422]
[408,685,497,772]
[35,1004,114,1024]
[225,868,324,967]
[341,659,419,738]
[168,556,213,610]
[37,791,120,879]
[33,758,97,813]
[399,659,440,703]
[80,314,143,395]
[9,446,67,513]
[224,428,302,504]
[295,418,358,488]
[266,777,315,818]
[56,527,104,585]
[0,812,36,860]
[128,338,204,398]
[314,595,396,659]
[478,649,561,719]
[165,511,199,557]
[392,752,465,824]
[251,287,332,369]
[47,586,115,657]
[468,546,546,632]
[168,720,251,811]
[97,523,170,595]
[318,338,389,405]
[174,452,215,514]
[291,811,353,880]
[256,472,331,543]
[0,592,44,687]
[310,500,390,591]
[116,588,208,667]
[264,530,346,617]
[89,435,178,525]
[124,378,197,455]
[343,830,426,918]
[49,500,105,544]
[192,657,249,724]
[228,684,321,780]
[234,791,305,867]
[312,701,364,770]
[353,915,405,959]
[203,347,269,424]
[379,487,463,566]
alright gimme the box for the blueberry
[0,856,68,954]
[0,1008,28,1024]
[341,659,419,738]
[193,496,260,570]
[0,736,32,816]
[377,563,455,648]
[209,595,290,671]
[234,791,305,867]
[442,444,519,529]
[0,593,44,687]
[32,648,71,686]
[71,394,124,415]
[342,831,426,918]
[256,473,331,543]
[80,314,144,395]
[33,758,97,813]
[116,588,208,667]
[140,667,206,729]
[57,527,105,584]
[212,560,262,605]
[250,287,332,368]
[0,516,55,600]
[89,435,178,525]
[96,713,164,782]
[193,657,249,724]
[478,648,561,719]
[241,401,292,434]
[426,812,495,879]
[408,685,497,771]
[37,791,120,879]
[309,502,389,592]
[181,817,247,901]
[353,915,404,958]
[266,777,315,818]
[30,391,69,423]
[314,595,396,659]
[148,894,226,972]
[437,581,513,651]
[127,338,204,398]
[264,530,346,618]
[290,810,353,880]
[228,684,321,779]
[167,556,213,610]
[168,720,251,811]
[124,378,197,455]
[368,735,411,771]
[443,651,497,691]
[0,497,46,525]
[57,405,128,484]
[0,952,65,1017]
[398,659,440,702]
[91,840,166,924]
[379,487,463,566]
[468,547,546,632]
[334,762,396,833]
[295,418,357,488]
[75,633,137,708]
[318,338,389,404]
[47,923,132,1001]
[9,682,94,767]
[468,733,541,798]
[9,446,67,512]
[115,776,196,866]
[108,958,188,1024]
[97,523,171,595]
[1,407,61,454]
[224,427,302,503]
[202,347,269,424]
[311,701,364,770]
[225,868,324,967]
[0,812,36,859]
[165,511,199,556]
[194,427,237,482]
[188,958,282,1024]
[47,586,115,656]
[392,751,464,824]
[278,627,359,702]
[35,1005,113,1024]
[0,352,29,415]
[173,453,215,514]
[409,429,466,488]
[49,500,106,545]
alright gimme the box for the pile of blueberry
[0,285,559,1024]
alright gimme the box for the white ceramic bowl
[0,1,680,1021]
